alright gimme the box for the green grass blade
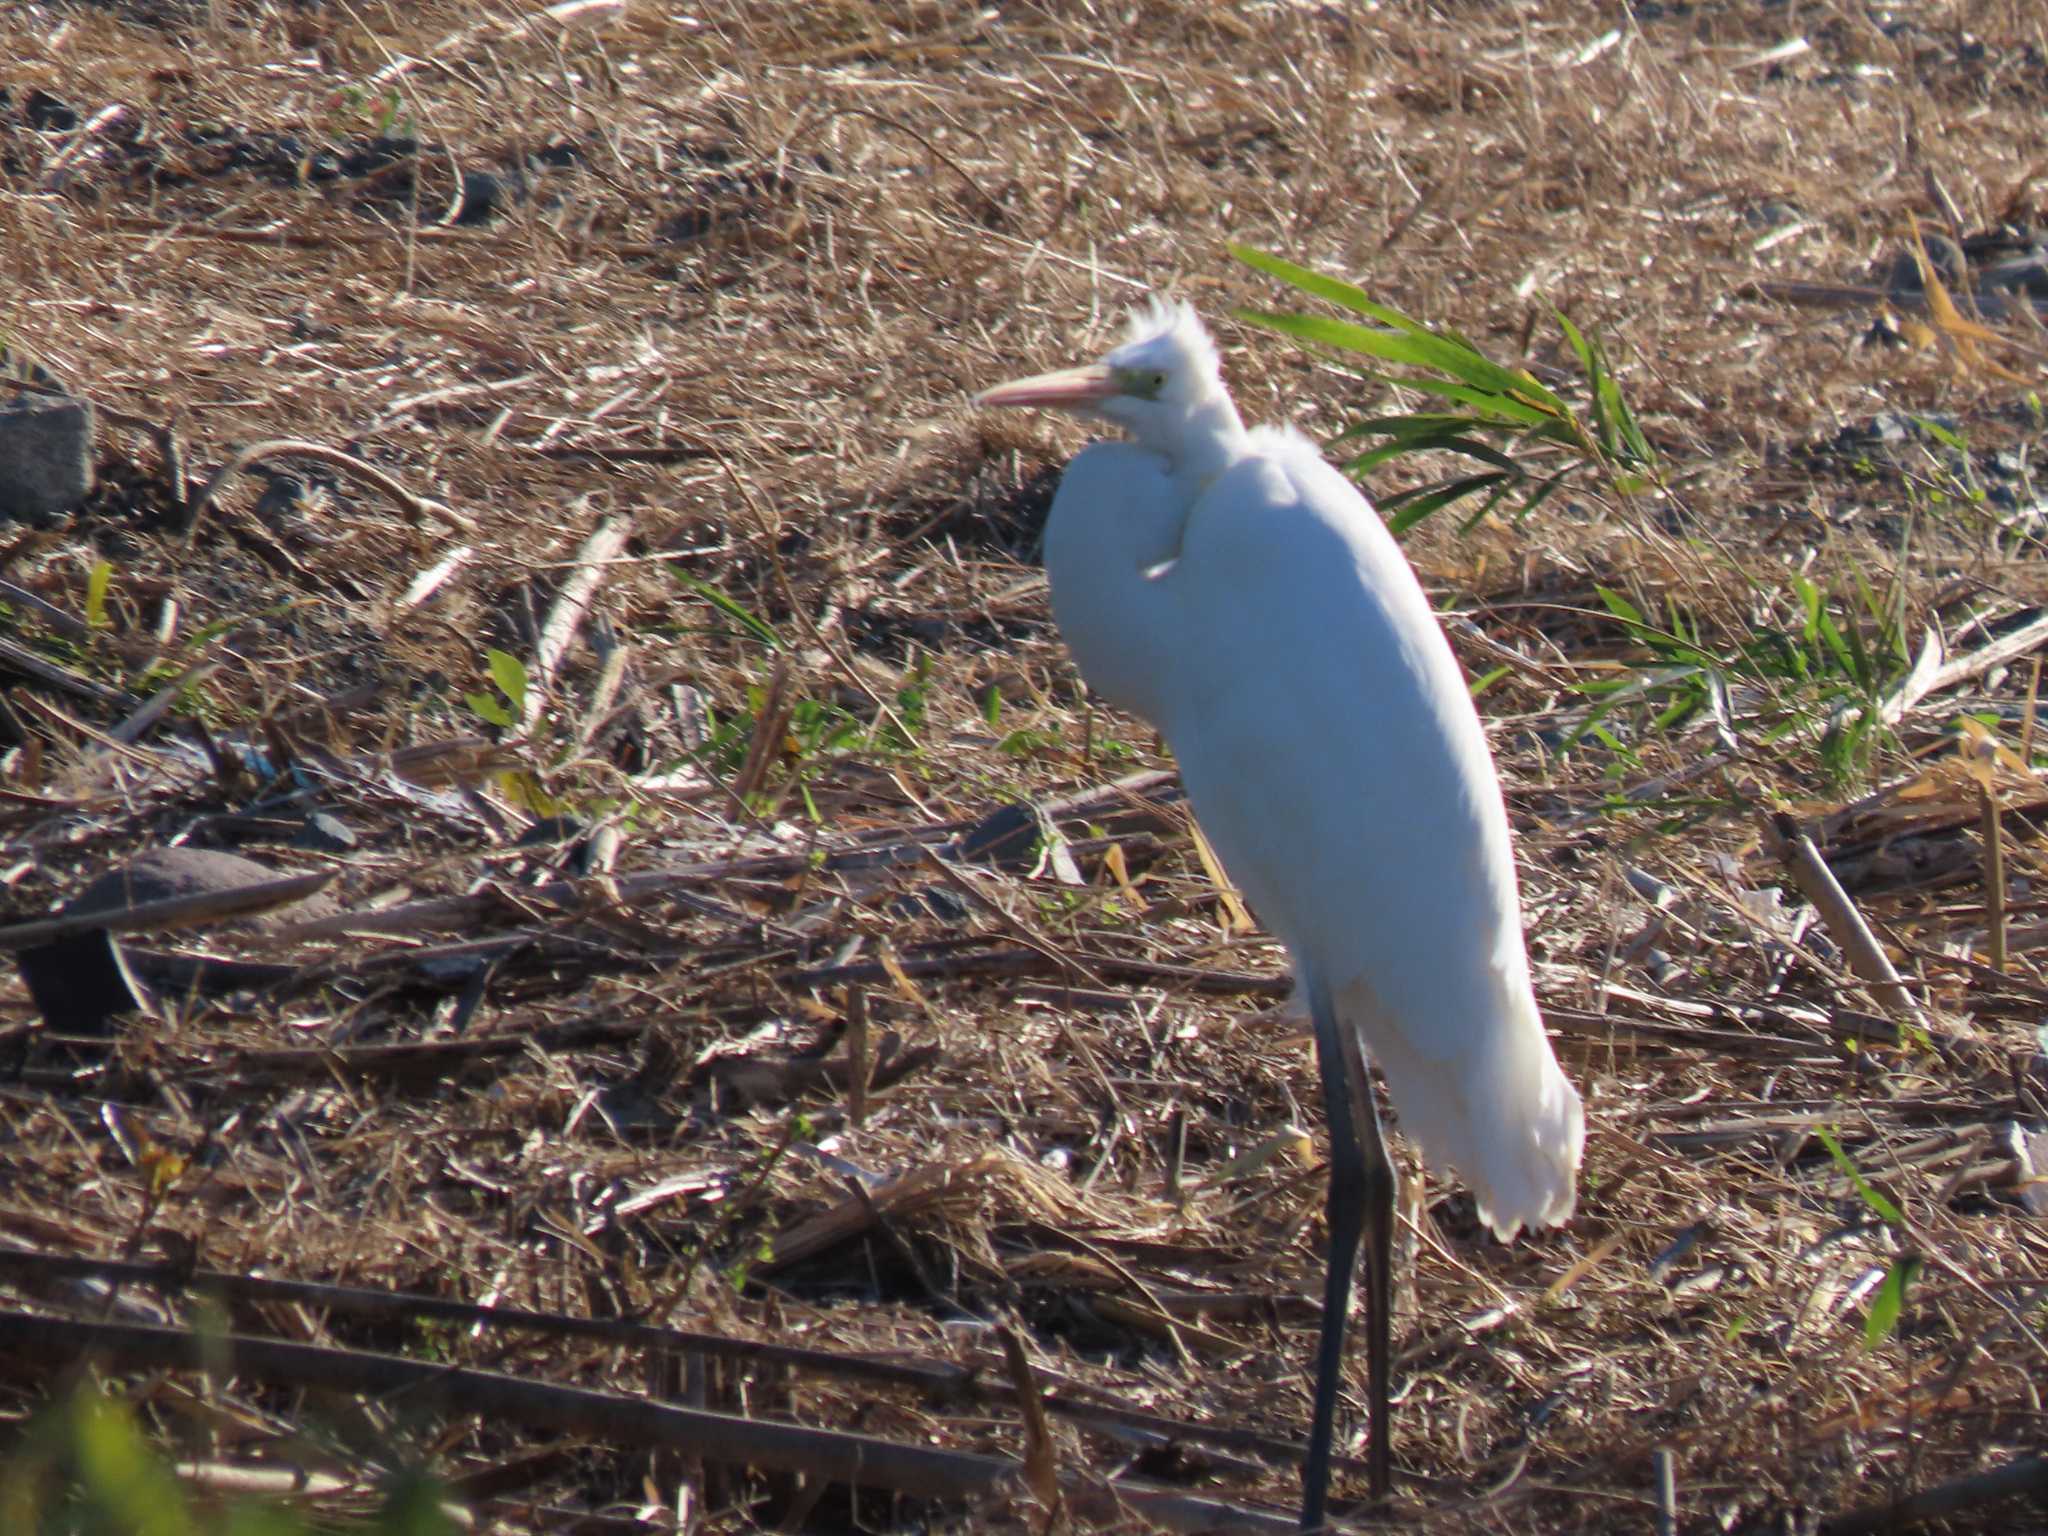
[1382,471,1513,534]
[486,648,528,714]
[1912,415,1966,454]
[86,559,113,629]
[1229,244,1390,321]
[1864,1255,1920,1348]
[1514,464,1580,520]
[1238,308,1564,410]
[1329,411,1481,444]
[1342,427,1525,479]
[1596,584,1646,626]
[1555,310,1596,374]
[1231,245,1480,347]
[669,570,783,651]
[1816,1125,1904,1224]
[1458,475,1523,532]
[1371,374,1564,427]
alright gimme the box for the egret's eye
[1115,366,1169,400]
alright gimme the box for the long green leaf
[1864,1255,1920,1348]
[1382,472,1512,534]
[1371,375,1565,427]
[1229,245,1390,321]
[1596,585,1645,625]
[1230,245,1475,347]
[1555,310,1597,375]
[1343,430,1526,478]
[1238,308,1563,409]
[669,570,783,651]
[1816,1125,1904,1224]
[86,559,113,630]
[1515,464,1580,521]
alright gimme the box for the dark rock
[1980,254,2048,298]
[1881,234,1968,293]
[16,929,149,1034]
[451,170,506,225]
[1742,200,1802,230]
[0,390,94,521]
[13,848,336,1033]
[24,90,78,131]
[337,136,418,178]
[955,801,1039,868]
[65,846,339,931]
[888,887,971,924]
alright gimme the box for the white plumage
[978,299,1582,1523]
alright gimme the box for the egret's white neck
[1128,391,1251,503]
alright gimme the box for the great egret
[976,300,1584,1529]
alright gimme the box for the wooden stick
[1980,780,2007,973]
[523,515,631,736]
[0,871,335,951]
[1761,813,1931,1034]
[0,1247,1349,1473]
[182,438,473,539]
[1653,1447,1678,1536]
[1820,1451,2048,1535]
[0,1308,1298,1535]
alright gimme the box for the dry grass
[3,0,2048,1531]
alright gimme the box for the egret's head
[975,298,1238,451]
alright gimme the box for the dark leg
[1300,977,1397,1532]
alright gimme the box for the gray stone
[0,389,94,521]
[65,846,339,931]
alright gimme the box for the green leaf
[1864,1254,1919,1347]
[1595,585,1645,626]
[485,648,528,714]
[465,692,514,727]
[669,569,783,651]
[1342,425,1527,479]
[1234,244,1569,401]
[1370,374,1564,427]
[224,1503,314,1536]
[1912,415,1966,454]
[1234,249,1656,548]
[85,559,113,629]
[1239,308,1560,411]
[1381,471,1513,535]
[497,768,563,816]
[372,1464,465,1536]
[1229,245,1463,345]
[1515,464,1579,521]
[1457,476,1523,533]
[1469,664,1510,698]
[1555,309,1596,375]
[70,1392,196,1536]
[1558,310,1655,471]
[1816,1125,1904,1224]
[1329,411,1484,444]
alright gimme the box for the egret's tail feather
[1337,978,1583,1241]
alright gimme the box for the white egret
[976,300,1584,1529]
